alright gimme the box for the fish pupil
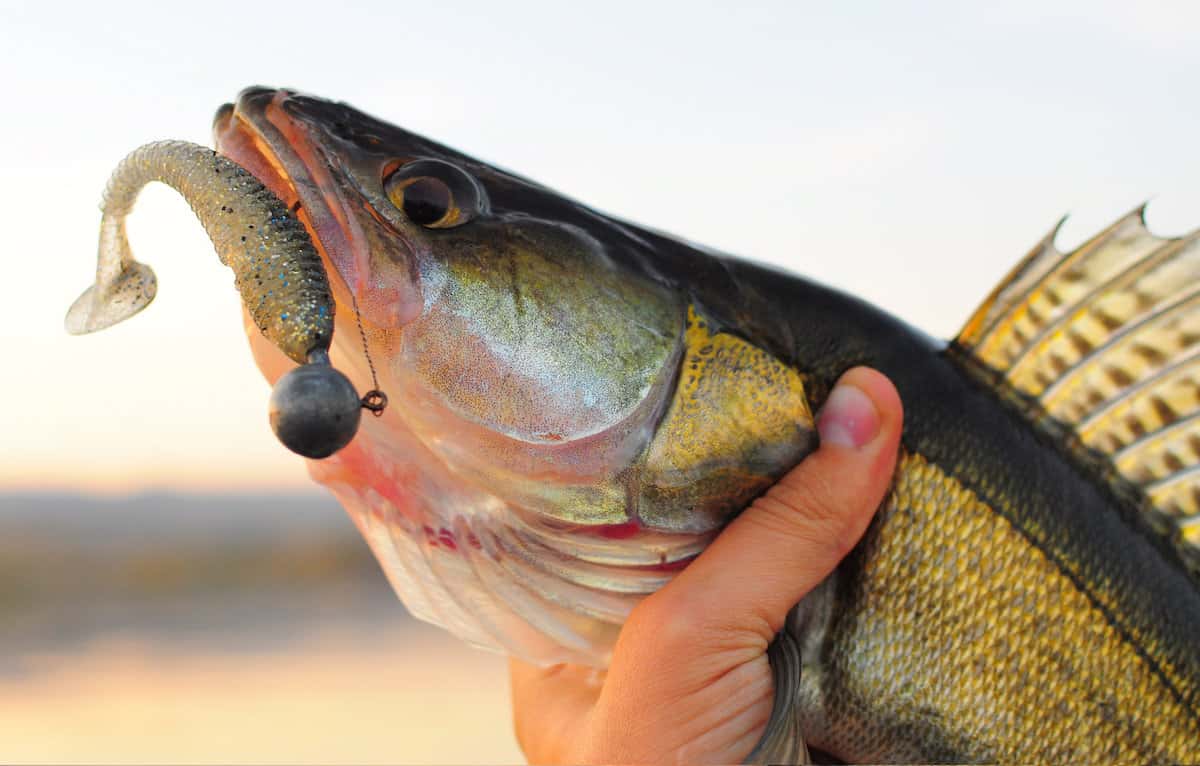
[401,177,451,226]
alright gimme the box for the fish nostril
[213,102,234,125]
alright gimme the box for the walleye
[71,87,1200,762]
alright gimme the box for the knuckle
[766,468,845,525]
[627,587,704,648]
[747,475,864,560]
[628,584,747,657]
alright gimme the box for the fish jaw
[213,87,423,335]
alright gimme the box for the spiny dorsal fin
[955,205,1200,569]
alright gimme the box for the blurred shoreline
[1,490,394,663]
[0,491,523,763]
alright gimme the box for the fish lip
[212,88,301,199]
[212,87,421,331]
[211,88,338,277]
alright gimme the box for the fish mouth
[212,87,422,332]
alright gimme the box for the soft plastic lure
[66,140,370,458]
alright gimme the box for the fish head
[212,88,811,665]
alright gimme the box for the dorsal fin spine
[1040,288,1200,408]
[1075,346,1200,437]
[1113,413,1200,464]
[981,208,1139,347]
[957,216,1066,347]
[1007,221,1190,382]
[954,202,1200,578]
[1147,464,1200,494]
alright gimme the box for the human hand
[509,367,903,764]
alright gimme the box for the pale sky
[2,1,1198,493]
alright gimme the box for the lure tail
[65,259,156,335]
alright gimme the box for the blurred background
[1,0,1197,762]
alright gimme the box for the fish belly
[794,451,1199,762]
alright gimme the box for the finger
[653,366,903,640]
[508,658,604,763]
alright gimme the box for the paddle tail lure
[66,140,378,458]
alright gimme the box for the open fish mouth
[212,87,422,332]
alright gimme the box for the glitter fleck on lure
[67,139,379,458]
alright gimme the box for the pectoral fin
[745,629,810,765]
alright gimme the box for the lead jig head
[269,350,364,459]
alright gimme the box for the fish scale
[797,451,1198,761]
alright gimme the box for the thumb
[645,366,903,642]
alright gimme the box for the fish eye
[392,176,452,226]
[383,159,485,229]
